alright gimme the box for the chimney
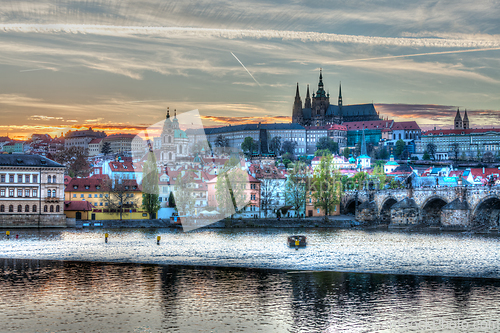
[483,167,485,174]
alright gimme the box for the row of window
[0,189,38,197]
[0,204,60,213]
[1,174,38,183]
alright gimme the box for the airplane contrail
[19,68,50,72]
[330,47,500,63]
[230,52,261,87]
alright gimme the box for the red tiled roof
[64,201,94,211]
[109,161,136,172]
[391,121,421,131]
[344,120,393,130]
[328,124,347,131]
[89,138,103,144]
[470,168,500,179]
[424,128,500,135]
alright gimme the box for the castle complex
[292,70,380,126]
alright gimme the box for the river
[1,228,500,332]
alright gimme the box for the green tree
[423,151,431,160]
[314,149,331,157]
[141,152,161,219]
[377,146,389,160]
[311,155,342,221]
[215,158,249,222]
[395,139,405,158]
[168,192,176,208]
[342,147,351,159]
[316,137,339,154]
[269,136,282,155]
[173,170,196,216]
[101,141,112,155]
[372,164,386,189]
[426,143,437,160]
[241,137,258,156]
[285,161,310,218]
[281,152,295,168]
[215,134,229,147]
[53,146,92,177]
[281,140,297,156]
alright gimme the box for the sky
[1,0,500,139]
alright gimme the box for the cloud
[2,24,500,49]
[201,115,290,125]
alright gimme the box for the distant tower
[454,108,462,129]
[338,82,343,107]
[360,127,367,156]
[304,84,311,109]
[462,109,469,129]
[292,83,303,124]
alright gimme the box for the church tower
[292,83,303,124]
[311,69,330,126]
[338,82,343,107]
[462,109,469,129]
[454,108,462,129]
[304,84,311,109]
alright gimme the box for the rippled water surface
[2,259,500,332]
[1,228,500,277]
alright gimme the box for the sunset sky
[1,0,500,139]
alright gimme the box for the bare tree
[100,177,140,220]
[259,178,280,218]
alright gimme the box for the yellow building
[64,175,148,220]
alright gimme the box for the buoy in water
[157,236,161,245]
[6,231,10,239]
[105,233,109,243]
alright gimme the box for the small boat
[288,235,306,247]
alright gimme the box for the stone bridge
[342,186,500,229]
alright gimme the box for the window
[17,205,22,212]
[9,205,13,212]
[17,189,22,197]
[94,194,98,198]
[73,194,76,198]
[52,176,56,183]
[0,205,3,212]
[56,205,60,212]
[18,175,22,183]
[0,175,4,182]
[0,189,4,197]
[317,208,320,214]
[100,202,103,206]
[33,175,37,183]
[48,175,51,183]
[50,205,54,212]
[25,189,30,197]
[9,175,14,182]
[47,190,51,198]
[99,194,103,198]
[25,205,29,212]
[88,194,92,198]
[33,205,37,212]
[33,189,37,197]
[52,190,56,198]
[81,194,84,198]
[25,175,30,183]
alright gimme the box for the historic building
[156,109,190,166]
[292,70,380,126]
[64,127,106,151]
[454,108,470,130]
[0,154,66,227]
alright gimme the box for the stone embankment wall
[0,214,67,228]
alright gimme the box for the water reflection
[1,259,500,332]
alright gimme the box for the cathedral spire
[295,82,300,99]
[454,108,462,129]
[305,84,311,109]
[463,109,469,129]
[316,68,326,98]
[166,107,170,119]
[338,82,342,107]
[361,127,368,156]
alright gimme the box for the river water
[1,228,500,332]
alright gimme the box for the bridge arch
[344,199,363,215]
[421,196,448,225]
[471,195,500,228]
[379,197,398,224]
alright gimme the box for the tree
[101,141,112,155]
[281,140,297,156]
[342,147,351,159]
[259,178,280,218]
[215,134,229,148]
[241,137,258,156]
[100,177,139,220]
[376,146,389,160]
[53,146,92,177]
[423,151,431,160]
[316,137,338,154]
[314,149,331,157]
[141,152,161,219]
[483,151,494,163]
[350,171,369,190]
[426,143,437,160]
[215,158,249,221]
[450,143,460,160]
[285,161,310,218]
[173,170,196,217]
[281,152,295,168]
[269,136,282,155]
[395,139,405,158]
[168,192,176,208]
[311,156,341,221]
[372,164,386,189]
[191,141,211,155]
